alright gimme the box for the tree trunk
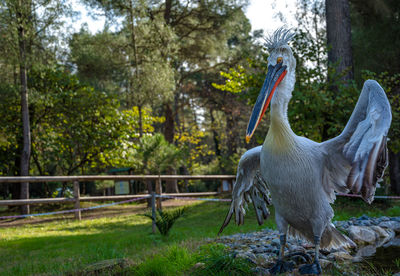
[17,2,31,215]
[325,0,353,83]
[389,150,400,195]
[146,179,153,207]
[163,103,179,193]
[138,105,143,137]
[210,108,221,157]
[225,113,237,157]
[164,103,175,143]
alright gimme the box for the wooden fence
[0,175,235,221]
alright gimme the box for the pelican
[219,28,392,275]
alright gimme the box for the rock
[358,214,370,220]
[255,253,276,266]
[347,225,377,244]
[354,245,376,259]
[380,216,390,222]
[253,247,268,254]
[288,245,306,254]
[271,238,280,247]
[379,220,400,233]
[327,251,353,261]
[358,220,372,227]
[383,238,400,248]
[82,258,131,275]
[236,252,257,264]
[319,259,334,269]
[370,225,395,246]
[192,262,205,269]
[253,266,271,275]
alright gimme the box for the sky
[71,0,298,35]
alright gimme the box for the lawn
[0,197,399,275]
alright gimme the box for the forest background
[0,0,399,213]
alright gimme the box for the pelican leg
[269,234,294,274]
[299,235,322,275]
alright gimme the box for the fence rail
[0,175,235,220]
[0,175,236,183]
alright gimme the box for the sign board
[222,180,232,192]
[115,181,129,195]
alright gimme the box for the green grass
[0,200,269,275]
[0,197,399,275]
[132,243,253,276]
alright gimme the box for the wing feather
[321,80,391,204]
[218,146,271,234]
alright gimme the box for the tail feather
[288,224,356,250]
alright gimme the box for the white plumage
[219,28,391,275]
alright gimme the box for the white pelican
[219,28,392,275]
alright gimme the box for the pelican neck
[265,97,296,151]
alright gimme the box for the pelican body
[219,28,391,275]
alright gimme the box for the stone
[236,252,257,264]
[82,258,131,275]
[192,262,205,269]
[358,220,372,227]
[358,214,370,220]
[319,259,334,269]
[327,251,353,261]
[253,266,271,275]
[354,245,376,259]
[255,253,276,266]
[288,245,306,254]
[347,225,377,244]
[379,220,400,233]
[271,238,280,247]
[253,247,268,254]
[383,238,400,248]
[380,216,390,222]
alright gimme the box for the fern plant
[144,208,185,236]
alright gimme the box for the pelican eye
[277,57,283,63]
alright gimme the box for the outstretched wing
[218,146,271,235]
[321,80,392,204]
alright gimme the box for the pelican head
[246,28,296,142]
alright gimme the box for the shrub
[143,208,185,236]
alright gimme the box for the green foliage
[133,245,196,276]
[132,242,253,276]
[1,199,399,275]
[143,208,186,236]
[193,243,253,276]
[97,108,165,169]
[28,66,123,175]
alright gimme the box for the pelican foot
[286,251,313,265]
[269,259,294,275]
[298,260,322,275]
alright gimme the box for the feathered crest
[264,27,295,52]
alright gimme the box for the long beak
[246,62,287,142]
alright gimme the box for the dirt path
[0,198,199,228]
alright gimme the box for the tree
[1,0,69,213]
[325,0,353,83]
[81,0,250,192]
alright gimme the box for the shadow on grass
[0,201,270,275]
[2,197,398,275]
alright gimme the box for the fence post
[73,181,81,221]
[156,176,162,210]
[151,191,156,234]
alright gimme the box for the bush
[143,208,185,236]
